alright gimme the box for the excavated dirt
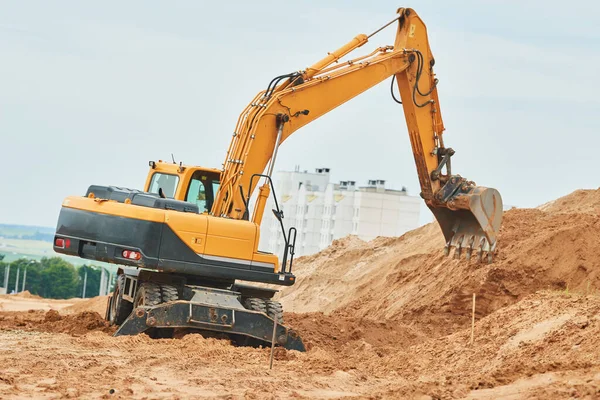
[1,189,600,398]
[0,309,115,336]
[280,196,600,337]
[62,295,109,315]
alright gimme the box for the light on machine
[122,250,141,260]
[55,238,71,248]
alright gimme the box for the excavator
[53,7,502,351]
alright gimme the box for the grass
[557,280,599,298]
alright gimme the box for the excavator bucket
[430,186,503,263]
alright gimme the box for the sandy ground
[1,189,600,399]
[0,292,80,312]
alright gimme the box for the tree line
[0,255,106,299]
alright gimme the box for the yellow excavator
[53,7,502,350]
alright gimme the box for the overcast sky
[1,0,599,227]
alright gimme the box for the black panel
[132,195,199,213]
[56,207,163,258]
[85,185,198,213]
[86,185,152,203]
[157,259,296,286]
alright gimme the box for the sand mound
[1,292,599,398]
[62,296,108,315]
[372,291,600,398]
[0,309,115,336]
[279,190,600,336]
[538,188,600,214]
[13,290,42,299]
[0,290,43,301]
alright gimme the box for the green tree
[40,257,78,299]
[2,259,41,294]
[18,260,43,295]
[0,261,7,290]
[77,265,101,298]
[0,254,5,261]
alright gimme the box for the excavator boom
[214,7,502,261]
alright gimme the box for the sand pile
[0,290,43,301]
[0,309,115,336]
[366,291,600,398]
[280,189,600,336]
[13,290,42,299]
[62,296,108,315]
[539,188,600,214]
[0,291,598,398]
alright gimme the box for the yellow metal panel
[164,211,208,254]
[204,216,257,260]
[252,252,278,272]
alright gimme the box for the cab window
[186,179,207,211]
[185,171,220,213]
[149,173,179,198]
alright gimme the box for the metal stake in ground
[269,317,278,370]
[471,293,476,345]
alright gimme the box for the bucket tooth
[454,246,461,259]
[477,238,488,263]
[453,235,464,259]
[486,242,497,264]
[465,236,475,261]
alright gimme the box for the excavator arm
[213,7,502,262]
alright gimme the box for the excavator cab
[146,165,220,213]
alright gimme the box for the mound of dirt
[62,296,108,316]
[279,190,600,337]
[285,312,427,352]
[371,291,600,398]
[0,309,115,336]
[0,290,43,301]
[539,188,600,214]
[13,290,42,299]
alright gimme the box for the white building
[259,167,421,258]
